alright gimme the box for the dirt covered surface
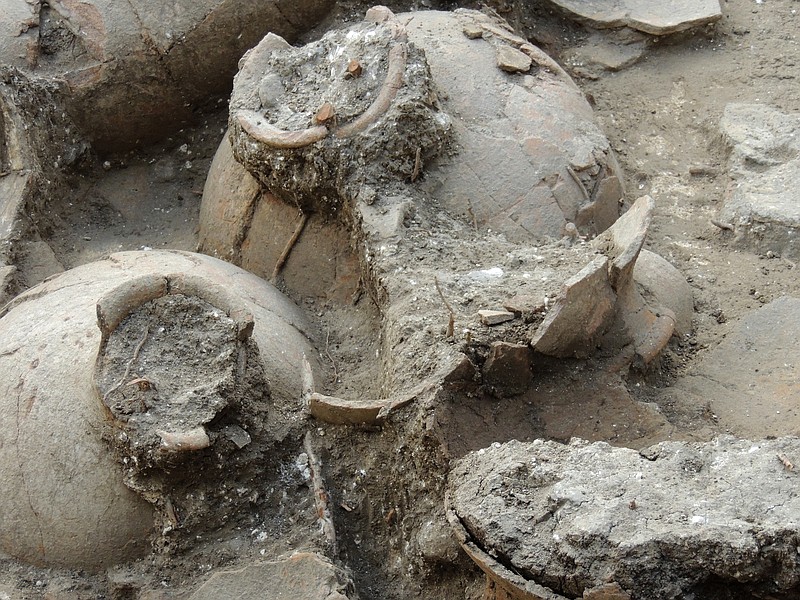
[2,1,800,599]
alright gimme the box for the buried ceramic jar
[0,250,320,569]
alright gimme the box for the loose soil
[2,1,800,598]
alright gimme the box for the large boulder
[448,437,800,600]
[0,250,320,569]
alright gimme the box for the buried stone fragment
[496,44,533,73]
[188,552,354,599]
[478,309,516,326]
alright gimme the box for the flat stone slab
[546,0,722,35]
[496,45,532,73]
[562,32,647,77]
[189,553,352,599]
[449,436,800,599]
[718,103,800,260]
[665,296,800,437]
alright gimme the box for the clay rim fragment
[95,272,255,343]
[93,272,256,427]
[444,496,569,600]
[235,11,410,149]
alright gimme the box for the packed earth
[1,1,800,599]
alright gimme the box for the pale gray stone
[478,309,516,326]
[545,0,722,35]
[450,436,800,599]
[496,44,532,73]
[189,553,353,599]
[718,103,800,260]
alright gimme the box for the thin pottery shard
[237,110,329,148]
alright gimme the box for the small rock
[496,45,532,73]
[562,32,647,75]
[107,566,148,600]
[345,59,363,79]
[478,309,515,326]
[482,342,531,396]
[221,425,251,449]
[583,582,631,600]
[503,294,545,320]
[416,517,461,565]
[365,6,394,23]
[358,185,377,206]
[462,24,483,39]
[257,73,285,108]
[314,102,336,125]
[688,164,718,177]
[153,157,177,183]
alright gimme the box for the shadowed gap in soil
[437,355,678,460]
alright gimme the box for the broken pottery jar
[447,437,800,600]
[226,8,624,243]
[0,250,320,569]
[203,8,690,410]
[0,0,334,152]
[543,0,722,36]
